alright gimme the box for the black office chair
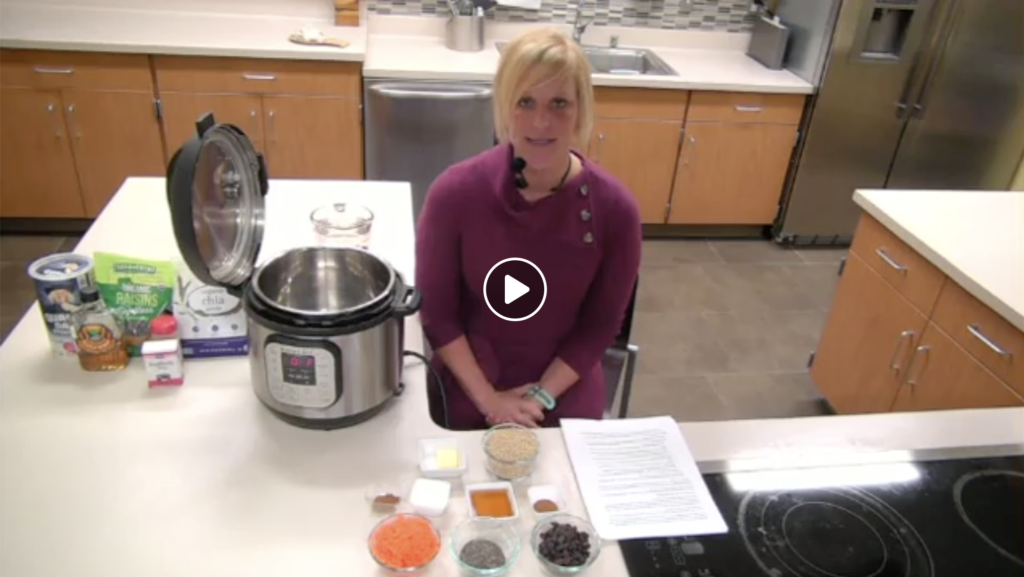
[602,277,639,419]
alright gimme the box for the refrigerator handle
[895,58,924,119]
[894,0,952,120]
[910,0,962,118]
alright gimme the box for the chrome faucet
[571,0,592,44]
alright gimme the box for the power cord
[402,350,448,430]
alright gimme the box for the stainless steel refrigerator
[775,0,1024,245]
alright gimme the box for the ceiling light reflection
[726,462,921,492]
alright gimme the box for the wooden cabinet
[0,50,164,219]
[0,87,85,217]
[811,251,928,413]
[160,93,265,156]
[153,56,363,180]
[588,87,805,226]
[668,121,798,225]
[588,118,680,223]
[890,322,1024,412]
[262,96,363,179]
[812,211,1024,413]
[589,88,686,224]
[61,90,164,216]
[930,280,1024,397]
[669,92,803,225]
[850,214,946,315]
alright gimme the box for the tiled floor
[627,239,847,422]
[0,234,847,422]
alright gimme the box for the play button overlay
[484,257,547,322]
[505,275,529,304]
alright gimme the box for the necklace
[550,155,574,191]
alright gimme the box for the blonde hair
[493,27,594,147]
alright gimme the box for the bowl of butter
[418,437,467,479]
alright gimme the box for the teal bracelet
[528,385,557,411]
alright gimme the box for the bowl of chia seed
[449,517,521,575]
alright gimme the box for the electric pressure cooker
[166,113,421,429]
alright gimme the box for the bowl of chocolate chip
[530,514,601,575]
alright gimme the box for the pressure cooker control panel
[264,338,341,409]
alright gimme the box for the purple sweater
[415,142,642,429]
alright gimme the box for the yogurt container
[27,253,97,357]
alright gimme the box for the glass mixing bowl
[449,517,521,576]
[530,514,602,575]
[367,513,441,575]
[482,423,541,482]
[310,202,374,248]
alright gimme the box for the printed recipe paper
[561,417,728,540]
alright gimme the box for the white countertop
[0,3,368,61]
[0,178,1020,576]
[0,4,813,94]
[364,32,814,93]
[853,189,1024,332]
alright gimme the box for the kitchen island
[1,178,1021,577]
[812,189,1024,414]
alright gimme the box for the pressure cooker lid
[166,112,268,292]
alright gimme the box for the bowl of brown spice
[365,482,405,514]
[528,483,566,520]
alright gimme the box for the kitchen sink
[494,42,677,76]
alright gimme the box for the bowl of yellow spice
[482,423,540,481]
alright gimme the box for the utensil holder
[445,14,485,52]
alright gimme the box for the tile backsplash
[372,0,757,32]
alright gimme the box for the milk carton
[173,264,249,358]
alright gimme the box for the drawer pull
[889,330,915,370]
[903,345,931,386]
[734,105,763,112]
[46,103,63,138]
[33,66,74,75]
[967,324,1012,357]
[242,73,277,81]
[875,247,907,274]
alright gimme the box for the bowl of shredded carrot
[368,513,442,574]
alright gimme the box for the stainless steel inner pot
[251,247,396,316]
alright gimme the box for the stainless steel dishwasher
[364,79,495,224]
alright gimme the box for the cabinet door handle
[734,105,763,113]
[903,345,931,386]
[250,110,260,139]
[34,66,74,75]
[65,104,82,140]
[684,135,696,166]
[874,247,907,274]
[967,324,1011,357]
[267,110,276,143]
[888,330,915,370]
[242,73,276,81]
[594,133,605,163]
[46,103,63,138]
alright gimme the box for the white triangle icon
[504,274,530,304]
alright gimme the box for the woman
[415,27,642,430]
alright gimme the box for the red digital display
[281,352,317,385]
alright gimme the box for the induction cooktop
[620,455,1024,577]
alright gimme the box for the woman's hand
[481,385,545,428]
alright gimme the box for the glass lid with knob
[166,112,269,295]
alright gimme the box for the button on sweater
[415,142,642,430]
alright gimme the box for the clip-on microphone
[512,157,528,189]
